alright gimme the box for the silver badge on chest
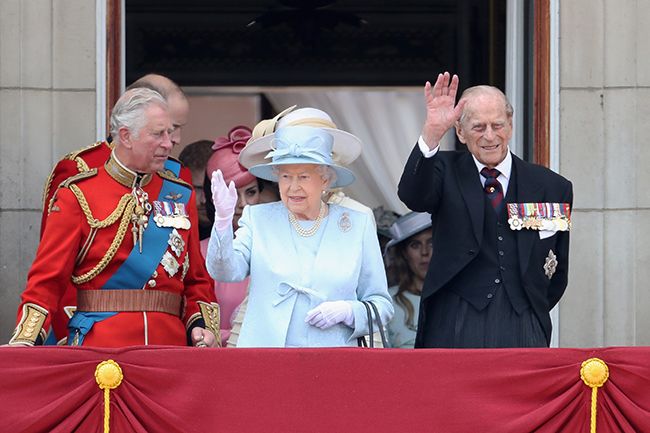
[168,228,185,257]
[543,249,558,279]
[161,251,180,277]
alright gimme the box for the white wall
[558,0,650,346]
[0,0,97,342]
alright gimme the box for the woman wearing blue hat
[205,125,393,347]
[385,212,433,348]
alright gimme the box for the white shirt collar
[472,147,512,181]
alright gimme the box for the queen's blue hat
[248,126,356,188]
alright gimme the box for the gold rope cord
[74,157,90,173]
[95,360,123,433]
[69,185,134,229]
[580,357,609,433]
[41,168,56,213]
[69,185,135,284]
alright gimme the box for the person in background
[258,179,281,203]
[8,88,218,348]
[178,140,215,240]
[126,74,190,148]
[206,124,393,347]
[385,212,432,348]
[200,126,262,345]
[373,206,401,287]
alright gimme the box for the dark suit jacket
[398,145,573,345]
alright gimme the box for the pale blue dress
[205,201,393,347]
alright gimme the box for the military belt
[77,289,182,317]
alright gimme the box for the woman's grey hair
[271,164,337,189]
[315,165,337,189]
[109,88,168,140]
[458,85,513,124]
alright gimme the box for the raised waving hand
[421,72,466,149]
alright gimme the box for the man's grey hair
[458,85,514,124]
[109,88,168,140]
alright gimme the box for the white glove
[305,301,354,329]
[211,169,237,233]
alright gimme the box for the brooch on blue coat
[338,212,351,232]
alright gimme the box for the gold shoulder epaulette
[47,169,99,215]
[158,168,192,188]
[64,140,110,161]
[60,168,98,188]
[42,142,106,211]
[64,140,113,172]
[167,155,182,164]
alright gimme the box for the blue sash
[68,161,190,345]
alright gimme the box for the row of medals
[508,215,570,231]
[153,200,191,230]
[507,203,570,232]
[130,188,191,254]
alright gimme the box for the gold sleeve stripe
[9,303,48,346]
[198,301,221,347]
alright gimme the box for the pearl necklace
[288,203,327,237]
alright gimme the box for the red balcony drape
[1,346,649,433]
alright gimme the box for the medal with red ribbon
[507,202,571,231]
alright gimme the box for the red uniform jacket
[40,141,195,343]
[16,157,214,347]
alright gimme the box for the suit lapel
[512,154,544,276]
[456,153,485,245]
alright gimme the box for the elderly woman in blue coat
[205,124,393,347]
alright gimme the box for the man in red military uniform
[40,74,193,344]
[9,87,218,348]
[41,73,191,233]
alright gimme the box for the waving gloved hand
[305,301,354,329]
[211,169,237,233]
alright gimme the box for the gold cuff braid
[197,301,222,347]
[9,303,48,346]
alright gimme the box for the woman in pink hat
[200,126,263,345]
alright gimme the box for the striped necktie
[480,167,504,213]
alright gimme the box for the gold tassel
[95,360,123,433]
[580,358,609,433]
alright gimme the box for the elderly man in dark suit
[398,72,573,348]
